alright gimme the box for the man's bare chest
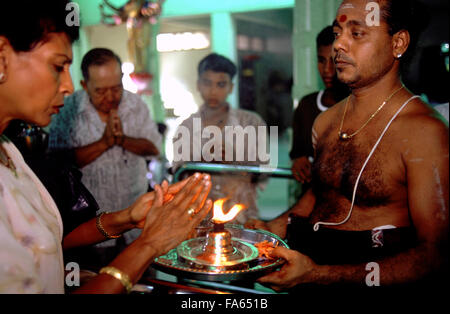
[312,128,401,208]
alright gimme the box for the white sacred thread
[313,95,421,231]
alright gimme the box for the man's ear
[392,30,410,58]
[80,79,88,92]
[0,36,12,78]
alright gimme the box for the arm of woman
[62,177,191,250]
[72,173,212,294]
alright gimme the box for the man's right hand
[291,156,312,183]
[257,247,319,291]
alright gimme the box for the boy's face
[317,44,336,88]
[197,70,233,108]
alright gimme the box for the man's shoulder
[122,90,142,101]
[177,112,201,128]
[401,99,448,131]
[185,111,202,121]
[121,90,148,110]
[232,108,265,125]
[394,98,449,149]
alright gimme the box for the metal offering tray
[153,224,289,282]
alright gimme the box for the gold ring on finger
[187,207,195,216]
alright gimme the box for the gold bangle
[99,266,133,293]
[96,212,122,239]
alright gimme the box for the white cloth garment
[0,138,65,293]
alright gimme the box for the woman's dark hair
[198,53,237,80]
[380,0,429,64]
[81,48,122,81]
[0,0,79,52]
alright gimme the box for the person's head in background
[0,0,79,132]
[316,25,349,100]
[81,48,124,116]
[197,53,236,109]
[316,25,336,89]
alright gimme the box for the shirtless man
[252,0,449,288]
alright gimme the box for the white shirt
[434,103,449,122]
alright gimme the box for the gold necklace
[338,85,404,140]
[0,137,18,177]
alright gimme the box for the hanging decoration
[100,0,165,94]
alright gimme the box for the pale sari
[0,137,64,293]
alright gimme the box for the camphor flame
[212,198,246,224]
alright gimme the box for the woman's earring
[397,54,402,59]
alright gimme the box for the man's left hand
[257,246,318,291]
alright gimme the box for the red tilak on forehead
[339,15,348,23]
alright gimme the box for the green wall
[73,0,295,114]
[75,0,295,26]
[292,0,342,102]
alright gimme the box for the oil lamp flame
[212,198,246,224]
